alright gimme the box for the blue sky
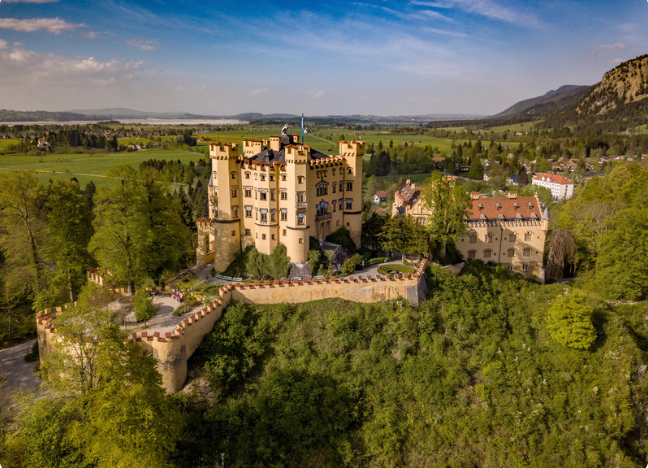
[0,0,646,116]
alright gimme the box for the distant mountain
[67,107,155,117]
[0,109,93,122]
[494,85,592,119]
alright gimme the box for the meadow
[0,148,204,187]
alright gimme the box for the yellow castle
[197,131,364,272]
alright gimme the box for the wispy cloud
[308,90,325,99]
[251,88,269,96]
[423,27,467,38]
[410,0,538,27]
[0,17,85,34]
[0,39,8,50]
[124,37,160,51]
[356,3,453,22]
[589,43,625,58]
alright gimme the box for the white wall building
[532,173,574,200]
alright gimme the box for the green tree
[468,157,483,180]
[380,215,428,257]
[37,180,93,307]
[595,207,648,301]
[133,288,159,326]
[547,290,596,350]
[420,171,471,259]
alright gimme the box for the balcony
[295,202,307,209]
[316,213,332,222]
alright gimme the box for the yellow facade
[393,183,548,280]
[197,137,364,272]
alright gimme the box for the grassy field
[0,148,204,187]
[0,138,21,153]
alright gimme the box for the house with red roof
[531,172,574,200]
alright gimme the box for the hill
[0,109,95,122]
[494,84,592,119]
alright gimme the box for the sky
[0,0,646,117]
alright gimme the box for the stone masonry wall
[38,261,427,393]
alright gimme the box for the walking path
[0,339,41,395]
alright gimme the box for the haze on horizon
[0,0,646,117]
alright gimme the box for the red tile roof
[396,182,419,204]
[532,173,573,185]
[467,195,541,221]
[375,191,389,198]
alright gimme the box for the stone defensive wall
[38,261,427,394]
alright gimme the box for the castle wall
[37,262,427,394]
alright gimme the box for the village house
[532,172,574,200]
[373,191,389,204]
[196,130,364,272]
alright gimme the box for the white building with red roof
[531,173,574,200]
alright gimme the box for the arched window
[231,171,236,180]
[244,172,251,179]
[509,233,516,242]
[467,250,476,259]
[525,231,533,241]
[469,231,477,244]
[485,233,493,243]
[507,248,515,257]
[483,249,492,259]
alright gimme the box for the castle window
[339,182,343,192]
[245,172,250,179]
[232,206,239,218]
[271,209,276,222]
[245,229,251,236]
[298,176,304,184]
[346,199,352,210]
[214,206,218,219]
[213,187,218,196]
[231,172,236,180]
[417,218,426,226]
[316,183,328,196]
[272,234,275,240]
[483,249,492,259]
[262,234,266,240]
[469,231,477,244]
[332,168,336,176]
[245,206,252,218]
[485,233,493,243]
[510,233,516,242]
[348,168,352,174]
[245,188,252,198]
[297,213,305,225]
[231,188,237,198]
[282,229,286,236]
[260,190,267,200]
[508,265,514,272]
[339,198,343,208]
[270,190,275,201]
[299,238,304,244]
[317,202,329,216]
[523,248,530,257]
[270,174,275,181]
[281,174,286,182]
[522,264,529,272]
[332,184,336,193]
[260,210,268,223]
[297,193,305,203]
[281,190,287,200]
[507,248,515,257]
[261,174,266,181]
[468,250,476,259]
[281,209,287,221]
[232,230,236,236]
[332,200,336,212]
[346,182,353,191]
[525,231,532,241]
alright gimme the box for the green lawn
[0,138,21,153]
[0,148,204,187]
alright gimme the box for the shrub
[326,228,357,254]
[133,289,160,325]
[547,289,596,350]
[341,253,363,275]
[377,264,416,275]
[223,245,291,279]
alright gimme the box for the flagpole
[301,113,305,145]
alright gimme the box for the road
[0,339,41,395]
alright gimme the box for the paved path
[0,339,41,395]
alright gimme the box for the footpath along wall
[37,262,427,393]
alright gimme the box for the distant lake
[4,119,248,126]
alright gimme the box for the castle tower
[340,140,364,248]
[284,144,310,263]
[209,142,242,272]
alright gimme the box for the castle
[393,180,548,280]
[196,130,364,272]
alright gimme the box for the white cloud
[410,0,538,27]
[309,90,325,99]
[589,43,625,58]
[423,27,467,38]
[124,37,160,50]
[251,88,269,96]
[0,17,85,34]
[84,31,100,39]
[0,46,144,87]
[0,39,8,50]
